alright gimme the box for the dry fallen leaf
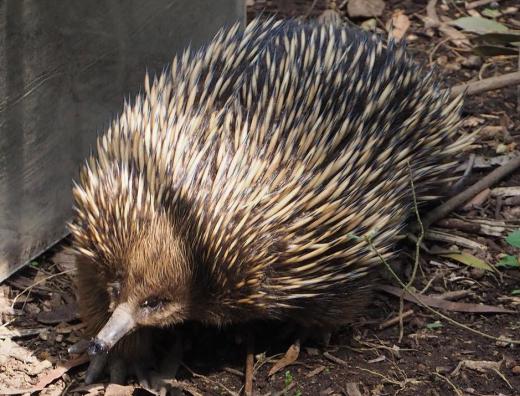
[390,11,410,41]
[105,384,136,396]
[347,0,385,18]
[268,339,300,376]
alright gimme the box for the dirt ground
[1,1,520,395]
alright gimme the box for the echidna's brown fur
[70,17,471,357]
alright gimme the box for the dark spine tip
[87,339,109,356]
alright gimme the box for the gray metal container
[0,0,245,281]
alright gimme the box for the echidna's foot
[139,333,184,395]
[68,338,145,385]
[70,331,184,395]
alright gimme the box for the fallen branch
[422,155,520,228]
[451,71,520,97]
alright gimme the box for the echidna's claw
[84,353,108,384]
[133,362,150,389]
[108,356,127,385]
[67,339,89,354]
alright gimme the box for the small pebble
[461,55,482,70]
[470,268,485,280]
[496,143,508,154]
[39,330,49,341]
[512,366,520,375]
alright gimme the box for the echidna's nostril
[87,339,109,356]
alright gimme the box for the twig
[428,38,453,66]
[323,351,348,366]
[399,165,423,342]
[517,46,520,113]
[272,382,296,396]
[450,153,475,193]
[379,310,414,330]
[356,367,409,387]
[182,363,239,396]
[223,367,244,377]
[422,155,520,229]
[244,331,254,396]
[303,0,319,19]
[433,372,463,396]
[493,368,513,389]
[451,71,520,97]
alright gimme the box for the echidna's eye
[141,297,164,310]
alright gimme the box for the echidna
[69,17,471,383]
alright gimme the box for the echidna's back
[72,18,471,328]
[193,19,471,322]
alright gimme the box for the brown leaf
[347,0,385,18]
[390,11,410,41]
[268,339,300,376]
[379,285,516,314]
[105,384,136,396]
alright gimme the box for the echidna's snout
[88,302,136,356]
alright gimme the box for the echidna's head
[74,209,194,355]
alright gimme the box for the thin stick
[450,71,520,97]
[379,310,414,330]
[434,372,463,396]
[398,166,423,342]
[182,363,238,396]
[243,331,254,396]
[422,155,520,229]
[517,47,520,113]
